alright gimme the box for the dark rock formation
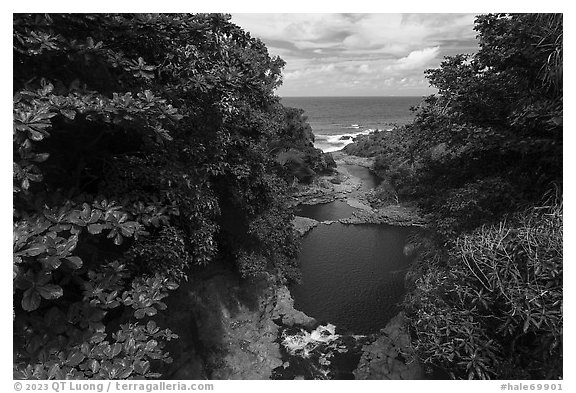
[353,313,424,380]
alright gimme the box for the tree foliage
[346,13,562,237]
[13,13,319,379]
[345,13,562,379]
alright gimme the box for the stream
[276,164,418,379]
[291,164,413,334]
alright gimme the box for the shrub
[405,197,562,379]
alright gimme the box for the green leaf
[111,343,122,357]
[64,256,83,269]
[145,340,158,352]
[89,359,100,374]
[62,235,78,254]
[522,318,531,333]
[87,223,104,234]
[32,153,50,163]
[48,364,61,379]
[41,256,62,270]
[113,233,123,245]
[144,307,157,317]
[165,281,179,290]
[90,332,107,344]
[117,367,133,379]
[28,129,46,141]
[20,243,47,256]
[146,321,159,333]
[66,351,85,367]
[60,109,76,120]
[22,288,41,311]
[124,338,136,353]
[133,360,150,375]
[36,284,63,300]
[80,203,91,220]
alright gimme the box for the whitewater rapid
[313,127,392,153]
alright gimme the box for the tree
[13,13,306,379]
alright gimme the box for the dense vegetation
[345,14,562,379]
[13,12,563,381]
[13,13,329,379]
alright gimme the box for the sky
[231,13,479,97]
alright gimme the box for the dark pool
[294,200,358,222]
[291,223,413,334]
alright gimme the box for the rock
[272,286,317,329]
[353,312,424,380]
[339,204,426,227]
[322,153,337,169]
[292,216,319,236]
[345,198,372,211]
[160,268,287,380]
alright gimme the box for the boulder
[272,286,317,329]
[353,312,424,380]
[292,216,319,236]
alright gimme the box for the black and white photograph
[12,7,564,388]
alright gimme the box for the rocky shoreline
[290,151,426,228]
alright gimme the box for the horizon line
[279,95,429,98]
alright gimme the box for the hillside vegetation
[13,13,329,379]
[344,13,562,379]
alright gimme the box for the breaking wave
[313,127,391,153]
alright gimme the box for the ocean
[281,96,424,152]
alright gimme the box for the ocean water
[281,96,423,152]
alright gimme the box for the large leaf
[66,351,85,367]
[64,256,83,269]
[61,235,79,255]
[36,284,63,300]
[22,288,41,311]
[89,359,100,374]
[87,223,105,234]
[19,243,47,256]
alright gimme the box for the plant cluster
[405,198,562,379]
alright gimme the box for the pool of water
[291,223,413,334]
[341,164,381,191]
[294,200,358,222]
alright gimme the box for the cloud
[230,13,478,96]
[393,47,440,70]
